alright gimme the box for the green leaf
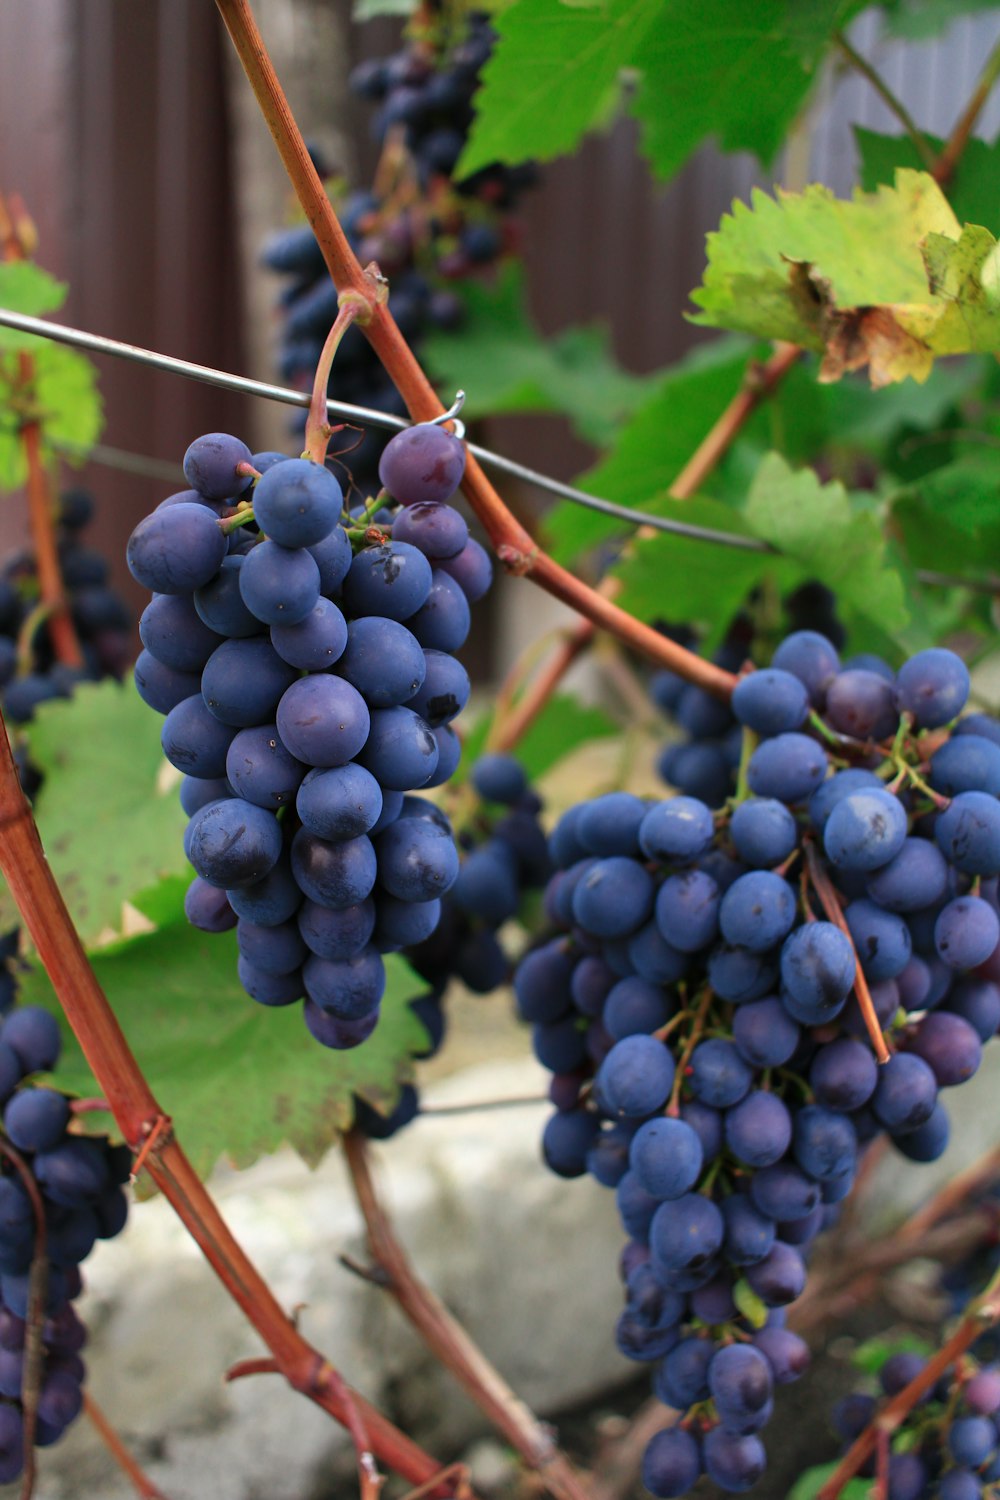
[546,338,756,564]
[851,1332,934,1374]
[891,491,993,577]
[744,454,909,635]
[0,342,102,491]
[784,0,870,62]
[129,873,190,928]
[900,448,1000,536]
[732,1277,769,1329]
[457,693,619,784]
[22,921,430,1185]
[0,264,66,347]
[352,0,417,15]
[0,680,190,945]
[691,170,1000,385]
[856,127,1000,236]
[629,0,846,183]
[422,263,653,445]
[788,1463,869,1500]
[459,0,850,185]
[0,428,25,491]
[32,344,103,455]
[516,694,619,778]
[610,495,798,650]
[457,0,662,180]
[879,0,1000,39]
[744,354,987,468]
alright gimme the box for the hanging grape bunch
[405,750,552,995]
[0,1007,130,1483]
[649,583,846,809]
[823,1182,1000,1500]
[261,7,536,493]
[829,1349,1000,1500]
[127,418,491,1052]
[0,487,132,727]
[354,749,553,1142]
[516,633,1000,1496]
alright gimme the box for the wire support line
[417,1095,549,1117]
[0,307,770,552]
[55,441,185,485]
[1,308,998,595]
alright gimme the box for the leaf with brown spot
[691,170,1000,385]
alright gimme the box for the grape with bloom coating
[378,422,467,505]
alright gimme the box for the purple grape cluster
[0,487,132,728]
[650,586,845,808]
[261,10,536,494]
[826,1191,1000,1500]
[0,1006,130,1482]
[354,749,552,1142]
[350,11,537,215]
[127,425,491,1052]
[831,1351,1000,1500]
[515,631,1000,1495]
[405,751,552,994]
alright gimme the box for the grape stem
[400,1461,475,1500]
[304,293,371,466]
[791,1143,1000,1335]
[816,1260,1000,1499]
[588,1397,679,1500]
[932,34,1000,186]
[0,1139,45,1500]
[833,34,938,173]
[15,601,56,678]
[668,343,800,500]
[341,1130,595,1500]
[803,842,891,1064]
[225,1352,382,1500]
[68,1095,113,1115]
[213,0,738,701]
[731,726,759,806]
[0,192,85,672]
[490,618,597,754]
[82,1391,170,1500]
[0,718,466,1498]
[665,987,714,1116]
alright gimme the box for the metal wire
[56,441,184,485]
[0,307,997,593]
[0,307,770,553]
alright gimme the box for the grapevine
[0,5,998,1500]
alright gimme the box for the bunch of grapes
[828,1189,1000,1500]
[261,8,536,494]
[831,1351,1000,1499]
[0,488,131,726]
[515,631,1000,1495]
[127,422,490,1052]
[650,586,846,808]
[0,1006,130,1482]
[406,750,552,994]
[354,749,551,1141]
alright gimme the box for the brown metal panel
[60,0,247,621]
[0,0,75,552]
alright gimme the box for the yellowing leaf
[691,170,1000,386]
